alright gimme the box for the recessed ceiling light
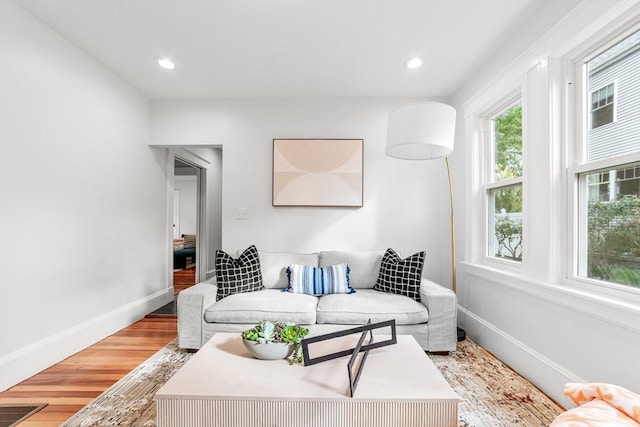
[405,57,423,69]
[157,58,175,70]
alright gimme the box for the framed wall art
[272,138,363,207]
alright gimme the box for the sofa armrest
[419,278,457,352]
[177,279,218,349]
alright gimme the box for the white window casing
[565,25,640,297]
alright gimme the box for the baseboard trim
[0,289,173,392]
[458,306,585,408]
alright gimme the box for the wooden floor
[173,266,196,299]
[0,317,177,426]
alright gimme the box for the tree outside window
[494,105,523,181]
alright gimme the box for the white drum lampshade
[386,102,456,160]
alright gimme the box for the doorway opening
[149,146,222,317]
[172,158,200,298]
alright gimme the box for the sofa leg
[428,351,450,356]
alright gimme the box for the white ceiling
[14,0,578,99]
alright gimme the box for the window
[487,104,523,262]
[575,30,640,288]
[590,83,615,129]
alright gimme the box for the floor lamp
[386,102,466,342]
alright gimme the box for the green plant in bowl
[242,321,309,364]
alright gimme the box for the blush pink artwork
[273,139,363,207]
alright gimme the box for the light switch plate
[235,208,248,220]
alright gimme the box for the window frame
[570,153,640,286]
[565,25,640,295]
[481,97,524,268]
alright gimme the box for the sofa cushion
[316,289,428,325]
[204,289,318,325]
[319,250,384,289]
[215,245,264,300]
[374,248,425,301]
[286,263,355,295]
[239,250,318,289]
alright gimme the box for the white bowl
[242,339,294,360]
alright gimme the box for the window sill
[462,261,640,332]
[481,255,523,274]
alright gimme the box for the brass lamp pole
[445,157,456,294]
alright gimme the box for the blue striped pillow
[285,263,355,295]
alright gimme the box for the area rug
[429,341,563,426]
[61,338,563,427]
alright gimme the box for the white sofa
[177,250,458,352]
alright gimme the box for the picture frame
[272,138,364,207]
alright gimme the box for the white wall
[452,0,640,407]
[150,97,456,289]
[0,1,169,391]
[174,176,198,236]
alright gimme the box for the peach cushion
[550,383,640,427]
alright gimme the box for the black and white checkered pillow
[374,248,425,301]
[215,245,264,301]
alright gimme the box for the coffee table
[155,332,458,427]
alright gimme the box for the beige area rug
[61,338,563,427]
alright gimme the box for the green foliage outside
[587,195,640,287]
[494,105,523,179]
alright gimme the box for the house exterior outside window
[586,31,640,162]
